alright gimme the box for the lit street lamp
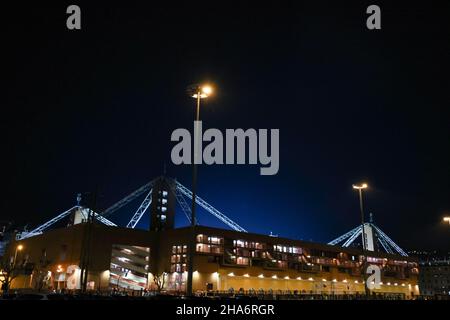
[444,217,450,226]
[13,244,23,269]
[352,183,369,296]
[352,183,368,250]
[186,84,213,296]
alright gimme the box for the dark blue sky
[4,1,450,251]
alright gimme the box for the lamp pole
[13,244,23,269]
[352,183,370,297]
[186,84,212,296]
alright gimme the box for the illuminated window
[234,240,247,248]
[236,257,249,265]
[208,237,221,245]
[291,247,302,254]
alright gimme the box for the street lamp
[185,83,213,297]
[352,183,369,297]
[444,217,450,225]
[352,183,368,250]
[13,244,23,269]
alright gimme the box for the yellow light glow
[258,274,264,278]
[228,272,234,277]
[353,183,368,190]
[444,217,450,224]
[297,277,302,280]
[308,277,314,281]
[202,86,212,95]
[284,276,290,280]
[322,279,327,282]
[243,274,250,277]
[191,84,214,99]
[272,275,277,279]
[191,93,209,99]
[332,279,337,282]
[17,245,23,251]
[342,279,348,283]
[354,280,359,284]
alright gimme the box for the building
[3,177,420,298]
[4,223,420,298]
[413,251,450,297]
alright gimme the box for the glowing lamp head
[202,86,212,95]
[187,84,214,99]
[17,245,23,251]
[353,183,368,190]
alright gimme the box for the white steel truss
[170,182,192,224]
[18,206,116,240]
[126,189,152,228]
[101,179,156,218]
[22,176,247,236]
[328,225,362,246]
[328,222,408,257]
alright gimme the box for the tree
[152,271,168,292]
[0,258,32,294]
[33,263,51,292]
[32,250,51,292]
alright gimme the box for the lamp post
[13,244,23,269]
[352,183,370,297]
[352,183,368,250]
[185,84,213,296]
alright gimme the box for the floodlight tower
[185,83,213,296]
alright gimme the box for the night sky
[4,1,450,251]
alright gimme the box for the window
[172,245,187,254]
[196,243,222,254]
[234,240,248,248]
[290,247,302,254]
[236,257,249,265]
[208,237,221,245]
